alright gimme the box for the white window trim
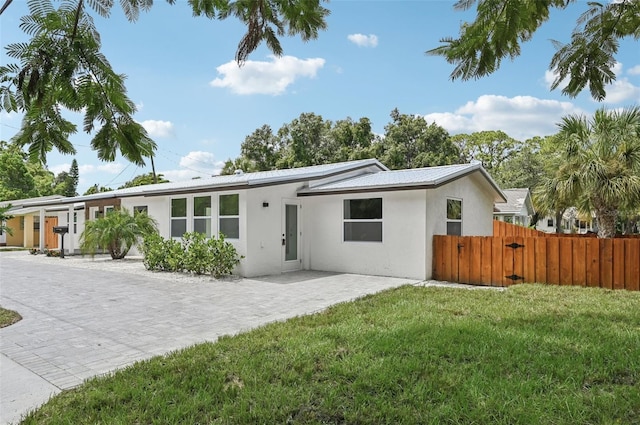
[219,194,240,240]
[446,198,463,236]
[193,196,213,238]
[170,197,188,239]
[343,198,383,243]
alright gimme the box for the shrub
[141,232,241,278]
[208,233,242,278]
[182,232,212,275]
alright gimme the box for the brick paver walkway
[0,252,416,424]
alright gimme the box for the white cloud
[136,101,144,111]
[602,78,640,104]
[161,151,224,181]
[347,33,378,48]
[611,61,624,76]
[423,95,583,140]
[543,69,569,91]
[77,163,125,175]
[210,55,325,95]
[48,163,71,175]
[141,120,174,138]
[628,65,640,76]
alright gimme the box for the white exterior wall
[121,191,250,274]
[303,190,427,280]
[55,209,85,254]
[244,182,302,277]
[423,174,495,279]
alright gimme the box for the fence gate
[502,237,525,287]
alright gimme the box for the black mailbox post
[52,226,69,258]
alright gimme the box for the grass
[0,306,22,328]
[22,284,640,424]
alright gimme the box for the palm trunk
[596,208,617,238]
[555,210,564,234]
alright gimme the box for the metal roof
[17,159,387,207]
[493,188,533,214]
[298,163,506,201]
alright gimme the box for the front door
[281,200,301,272]
[44,217,58,249]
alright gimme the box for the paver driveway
[0,252,417,424]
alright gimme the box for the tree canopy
[0,0,330,166]
[428,0,640,100]
[222,110,460,174]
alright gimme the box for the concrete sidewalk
[0,252,419,424]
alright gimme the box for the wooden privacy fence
[493,220,546,237]
[432,235,640,291]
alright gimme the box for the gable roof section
[298,163,506,202]
[493,188,534,215]
[18,159,387,208]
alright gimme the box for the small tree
[0,204,14,236]
[80,207,157,259]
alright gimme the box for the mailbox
[52,226,69,258]
[52,226,69,234]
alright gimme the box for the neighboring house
[0,195,67,249]
[493,188,535,227]
[537,207,596,234]
[5,159,505,280]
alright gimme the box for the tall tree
[0,0,329,165]
[550,106,640,238]
[118,172,169,189]
[0,143,38,200]
[379,108,459,169]
[67,159,79,197]
[428,0,640,100]
[84,184,112,195]
[277,113,333,168]
[452,130,519,183]
[237,125,282,172]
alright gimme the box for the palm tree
[553,106,640,238]
[80,207,158,259]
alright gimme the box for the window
[547,218,554,227]
[343,198,382,242]
[134,206,148,215]
[446,199,462,236]
[171,198,187,238]
[33,216,40,231]
[105,206,115,215]
[73,212,77,234]
[193,196,212,237]
[219,194,239,239]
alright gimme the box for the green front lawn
[22,284,640,424]
[0,306,22,328]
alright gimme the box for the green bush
[141,232,241,278]
[182,232,211,275]
[208,233,242,278]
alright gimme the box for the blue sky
[1,0,639,194]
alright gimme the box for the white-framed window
[343,198,383,242]
[171,198,187,238]
[446,198,462,236]
[193,196,212,237]
[105,206,115,215]
[73,212,77,233]
[547,218,554,227]
[219,194,239,239]
[134,205,148,215]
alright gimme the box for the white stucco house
[493,188,535,227]
[536,207,596,234]
[5,159,505,280]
